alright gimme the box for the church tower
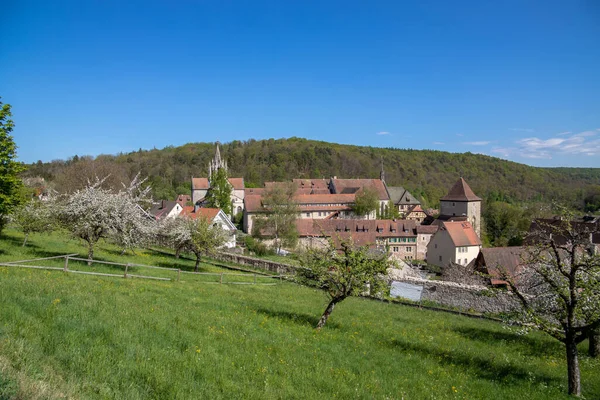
[208,142,227,181]
[439,178,482,237]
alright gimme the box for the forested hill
[24,138,600,210]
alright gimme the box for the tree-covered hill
[24,137,600,210]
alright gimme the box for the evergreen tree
[0,99,26,233]
[205,168,233,217]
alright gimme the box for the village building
[180,206,237,248]
[427,221,482,268]
[472,247,526,288]
[386,186,421,216]
[148,200,183,220]
[191,143,245,217]
[294,219,423,261]
[404,204,427,223]
[436,178,482,237]
[416,225,438,260]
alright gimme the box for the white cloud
[556,131,571,136]
[433,141,445,145]
[455,133,464,137]
[376,131,390,136]
[510,128,535,133]
[463,141,491,146]
[491,130,600,160]
[514,130,600,159]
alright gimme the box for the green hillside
[1,228,599,399]
[24,138,600,209]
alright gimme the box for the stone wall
[392,278,519,314]
[215,251,297,275]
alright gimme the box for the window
[464,258,467,265]
[305,213,310,217]
[434,243,438,249]
[393,246,399,252]
[439,255,442,262]
[406,247,411,252]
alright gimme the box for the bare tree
[497,215,600,396]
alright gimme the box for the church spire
[380,157,385,183]
[208,141,227,180]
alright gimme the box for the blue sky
[2,1,599,167]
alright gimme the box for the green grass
[1,229,599,399]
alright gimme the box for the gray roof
[386,186,421,206]
[148,200,180,220]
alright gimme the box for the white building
[427,221,481,269]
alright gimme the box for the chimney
[161,200,166,209]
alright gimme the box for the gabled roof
[148,201,181,220]
[295,219,417,239]
[387,186,421,206]
[244,195,264,212]
[331,179,389,201]
[440,178,481,202]
[228,178,245,190]
[176,194,191,207]
[292,179,330,191]
[406,204,425,214]
[476,247,526,286]
[181,206,221,221]
[440,221,481,247]
[244,188,265,196]
[192,178,209,190]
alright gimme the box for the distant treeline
[23,137,600,211]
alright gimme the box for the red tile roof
[244,195,264,212]
[441,221,481,246]
[440,178,482,202]
[331,179,389,200]
[192,178,209,190]
[292,179,330,190]
[228,178,245,190]
[244,188,265,196]
[176,194,192,207]
[295,219,417,238]
[181,206,220,221]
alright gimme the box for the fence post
[177,269,181,282]
[220,273,223,284]
[124,263,129,279]
[64,256,69,272]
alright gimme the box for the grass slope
[1,230,599,399]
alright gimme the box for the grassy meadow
[0,229,599,399]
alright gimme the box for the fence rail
[0,255,287,286]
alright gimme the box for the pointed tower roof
[214,142,222,165]
[440,178,481,202]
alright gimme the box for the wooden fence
[0,254,286,286]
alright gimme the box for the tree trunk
[589,327,600,358]
[566,337,581,396]
[175,247,181,259]
[194,255,201,272]
[316,297,343,329]
[87,242,94,266]
[120,248,126,256]
[22,233,29,247]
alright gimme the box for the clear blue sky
[2,1,599,167]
